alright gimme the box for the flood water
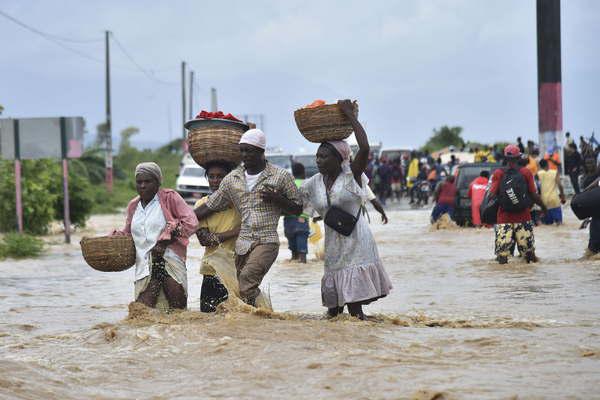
[1,206,599,399]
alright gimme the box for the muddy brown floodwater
[1,207,599,399]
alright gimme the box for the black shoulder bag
[324,190,361,236]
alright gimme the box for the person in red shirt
[490,145,547,264]
[468,170,490,227]
[431,175,457,223]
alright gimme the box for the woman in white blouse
[300,100,392,319]
[114,162,198,310]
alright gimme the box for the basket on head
[185,119,250,168]
[80,236,136,272]
[294,102,359,143]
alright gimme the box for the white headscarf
[326,140,352,173]
[135,162,162,184]
[239,128,266,150]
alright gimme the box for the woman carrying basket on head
[299,100,392,319]
[113,162,198,311]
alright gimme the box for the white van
[176,154,211,204]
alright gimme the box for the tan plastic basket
[80,236,136,272]
[294,102,359,143]
[185,119,249,167]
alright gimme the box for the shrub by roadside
[0,233,44,259]
[0,159,94,235]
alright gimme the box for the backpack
[480,186,498,225]
[498,168,531,212]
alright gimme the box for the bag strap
[326,188,362,220]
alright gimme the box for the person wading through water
[195,161,241,312]
[538,159,566,225]
[299,99,392,320]
[283,162,310,263]
[431,174,457,223]
[468,170,490,227]
[113,162,198,310]
[581,162,600,257]
[489,145,547,264]
[194,129,302,306]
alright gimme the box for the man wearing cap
[543,146,562,171]
[489,144,547,264]
[194,129,302,306]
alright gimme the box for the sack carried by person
[570,186,600,220]
[480,188,498,225]
[498,167,531,212]
[324,191,361,236]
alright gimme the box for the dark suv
[453,162,502,226]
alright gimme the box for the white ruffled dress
[300,170,392,308]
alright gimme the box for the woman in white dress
[300,100,392,319]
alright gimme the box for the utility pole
[181,61,186,140]
[536,0,562,171]
[210,87,218,112]
[167,103,173,141]
[188,70,194,120]
[105,30,113,192]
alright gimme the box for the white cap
[239,128,266,150]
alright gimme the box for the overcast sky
[1,1,599,153]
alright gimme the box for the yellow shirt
[194,196,241,275]
[474,150,485,162]
[538,169,561,209]
[407,159,419,188]
[527,156,538,175]
[475,150,496,163]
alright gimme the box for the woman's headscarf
[322,140,368,202]
[135,162,162,184]
[323,140,352,173]
[326,140,351,161]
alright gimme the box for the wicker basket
[294,102,359,143]
[80,236,136,272]
[185,119,249,167]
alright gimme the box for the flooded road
[1,206,599,399]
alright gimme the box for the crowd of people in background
[365,145,499,207]
[363,132,600,218]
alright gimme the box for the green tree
[49,159,94,227]
[421,125,465,153]
[94,122,109,147]
[0,159,95,233]
[79,148,108,184]
[0,160,58,235]
[119,126,140,155]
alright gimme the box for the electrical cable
[0,9,104,63]
[0,9,103,43]
[1,9,179,84]
[110,32,178,86]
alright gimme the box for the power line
[0,9,179,84]
[0,9,104,63]
[110,32,178,86]
[0,9,103,43]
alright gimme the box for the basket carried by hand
[80,236,136,272]
[294,102,359,143]
[185,119,249,167]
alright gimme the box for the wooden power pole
[105,30,113,192]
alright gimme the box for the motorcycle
[411,180,430,208]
